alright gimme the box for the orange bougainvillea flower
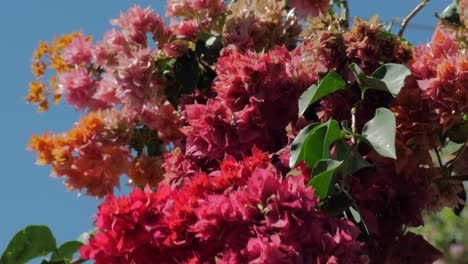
[27,32,92,112]
[25,81,46,104]
[28,133,56,165]
[31,60,46,79]
[28,111,131,198]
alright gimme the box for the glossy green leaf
[50,241,83,262]
[298,71,346,116]
[303,119,343,168]
[289,123,319,167]
[344,206,369,235]
[349,206,361,222]
[349,63,386,97]
[302,126,327,168]
[362,108,397,159]
[349,63,410,98]
[308,159,343,199]
[1,225,56,264]
[290,120,343,168]
[371,63,411,97]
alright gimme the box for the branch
[398,0,429,36]
[70,258,87,264]
[445,175,468,182]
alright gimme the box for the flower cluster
[179,46,313,170]
[28,111,131,197]
[25,1,468,263]
[27,32,86,111]
[223,0,301,51]
[410,29,468,134]
[80,150,365,263]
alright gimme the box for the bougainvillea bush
[2,0,468,263]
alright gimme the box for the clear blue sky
[0,0,451,261]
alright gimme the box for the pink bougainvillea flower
[62,34,94,65]
[287,0,331,17]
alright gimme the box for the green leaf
[436,0,461,27]
[349,63,410,98]
[340,120,353,135]
[348,206,362,222]
[349,63,386,98]
[371,63,411,97]
[289,123,319,167]
[298,71,346,116]
[362,108,397,159]
[50,241,83,262]
[303,119,343,168]
[344,206,369,235]
[308,159,343,199]
[1,225,56,264]
[290,120,343,168]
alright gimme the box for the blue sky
[0,0,451,260]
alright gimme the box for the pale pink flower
[62,34,93,65]
[170,19,199,41]
[93,72,120,107]
[111,6,167,46]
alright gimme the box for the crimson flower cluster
[179,46,312,165]
[80,149,364,263]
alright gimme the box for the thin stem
[398,0,429,37]
[351,107,357,144]
[434,148,444,168]
[70,259,87,264]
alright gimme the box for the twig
[434,148,444,168]
[351,107,357,144]
[398,0,429,36]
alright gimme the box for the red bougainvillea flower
[180,46,315,169]
[80,150,365,263]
